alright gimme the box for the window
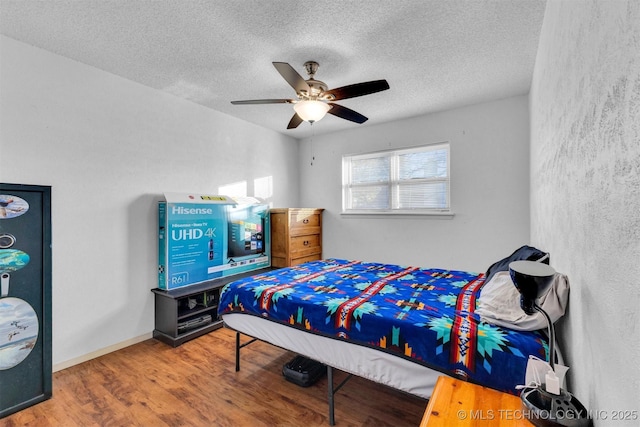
[342,142,450,214]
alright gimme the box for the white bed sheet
[223,312,441,399]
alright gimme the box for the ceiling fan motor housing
[301,61,328,99]
[303,79,329,99]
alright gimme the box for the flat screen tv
[226,203,268,260]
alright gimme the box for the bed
[219,251,561,424]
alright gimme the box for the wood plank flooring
[2,327,427,426]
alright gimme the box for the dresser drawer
[290,212,322,236]
[290,234,321,256]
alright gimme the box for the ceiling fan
[231,61,390,129]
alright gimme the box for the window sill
[340,211,455,219]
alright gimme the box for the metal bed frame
[233,330,354,426]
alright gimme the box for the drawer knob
[303,241,309,246]
[303,218,309,224]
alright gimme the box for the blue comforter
[219,258,548,393]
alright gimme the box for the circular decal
[0,297,39,370]
[0,249,30,274]
[0,195,29,219]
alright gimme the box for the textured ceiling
[0,0,546,140]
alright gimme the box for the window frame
[341,142,453,217]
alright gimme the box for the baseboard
[53,332,153,372]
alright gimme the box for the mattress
[224,312,441,398]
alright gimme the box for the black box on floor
[282,355,327,387]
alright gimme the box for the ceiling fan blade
[324,80,390,101]
[327,103,368,124]
[273,62,310,94]
[287,113,304,129]
[231,99,293,105]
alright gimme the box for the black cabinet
[151,268,271,347]
[0,183,52,418]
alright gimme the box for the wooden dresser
[270,208,324,268]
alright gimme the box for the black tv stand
[151,268,272,347]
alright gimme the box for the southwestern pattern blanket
[219,258,548,394]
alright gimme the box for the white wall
[299,96,531,273]
[0,36,300,368]
[530,0,640,422]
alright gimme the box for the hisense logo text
[171,206,213,215]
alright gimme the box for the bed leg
[234,332,258,373]
[235,332,240,372]
[326,367,352,425]
[327,365,335,426]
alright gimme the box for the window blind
[342,143,450,214]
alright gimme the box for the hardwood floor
[3,327,427,426]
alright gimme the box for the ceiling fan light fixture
[293,100,331,123]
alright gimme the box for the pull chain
[310,122,316,166]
